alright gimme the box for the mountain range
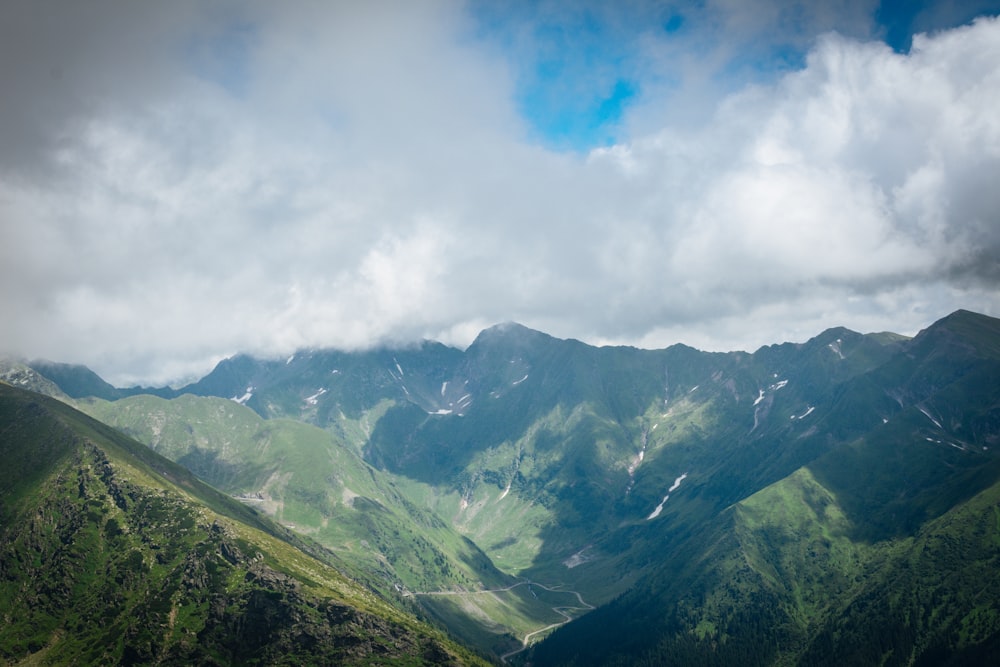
[2,309,999,664]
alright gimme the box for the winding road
[408,580,593,663]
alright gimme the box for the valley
[3,309,1000,664]
[0,383,486,665]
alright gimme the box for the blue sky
[472,0,1000,150]
[2,0,1000,384]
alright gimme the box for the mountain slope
[528,311,1000,665]
[50,318,911,654]
[19,309,1000,664]
[78,392,512,596]
[0,382,487,666]
[530,467,1000,666]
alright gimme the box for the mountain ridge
[0,382,488,665]
[5,309,1000,662]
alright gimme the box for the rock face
[0,383,484,666]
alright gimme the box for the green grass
[735,468,878,631]
[0,383,490,666]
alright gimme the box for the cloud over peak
[2,2,998,384]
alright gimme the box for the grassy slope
[530,465,1000,666]
[76,392,546,657]
[22,310,1000,664]
[800,478,1000,665]
[529,313,1000,666]
[79,394,509,589]
[0,383,488,666]
[63,322,911,656]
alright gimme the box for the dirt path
[499,581,593,662]
[409,579,593,662]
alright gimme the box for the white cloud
[1,4,999,384]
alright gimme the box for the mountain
[14,309,1000,664]
[529,309,1000,665]
[0,358,71,399]
[9,359,176,400]
[0,382,487,666]
[78,393,513,593]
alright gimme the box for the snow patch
[431,409,453,415]
[627,449,646,477]
[689,385,699,393]
[441,381,448,396]
[512,374,528,386]
[791,406,815,420]
[647,473,688,520]
[231,386,254,405]
[304,388,328,405]
[563,546,595,569]
[286,354,295,365]
[753,380,787,412]
[394,359,404,377]
[668,473,687,493]
[918,406,943,429]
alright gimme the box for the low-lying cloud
[1,2,998,385]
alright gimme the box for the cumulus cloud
[1,2,998,384]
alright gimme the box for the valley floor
[408,579,594,662]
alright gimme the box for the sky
[2,0,1000,386]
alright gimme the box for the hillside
[529,311,1000,665]
[0,382,487,666]
[75,392,523,655]
[12,309,1000,663]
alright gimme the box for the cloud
[1,2,999,384]
[583,17,1000,342]
[472,0,882,146]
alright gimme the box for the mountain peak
[935,308,1000,331]
[915,309,1000,359]
[469,321,553,348]
[28,359,122,400]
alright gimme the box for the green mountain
[529,310,1000,665]
[16,309,1000,664]
[78,393,512,593]
[0,382,487,666]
